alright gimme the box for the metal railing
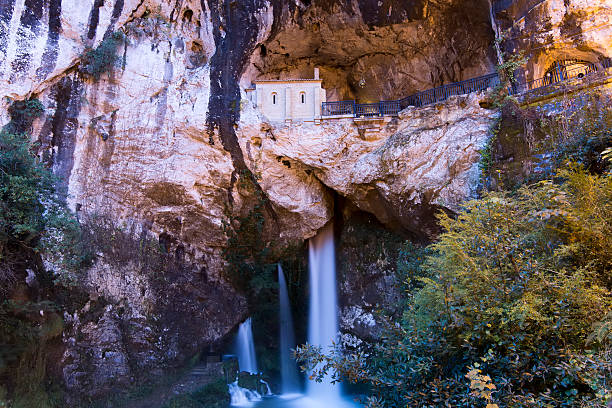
[321,100,355,116]
[509,58,612,95]
[322,72,500,118]
[321,58,611,118]
[399,73,500,110]
[354,103,382,117]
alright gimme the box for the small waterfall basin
[237,393,361,408]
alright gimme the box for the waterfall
[307,223,341,401]
[236,318,258,374]
[228,380,262,406]
[278,264,301,394]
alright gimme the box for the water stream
[230,223,359,407]
[306,223,342,402]
[236,318,258,374]
[278,264,301,395]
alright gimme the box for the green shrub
[5,99,44,134]
[297,165,612,407]
[539,92,612,173]
[0,99,79,406]
[80,31,125,80]
[0,105,82,289]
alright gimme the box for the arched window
[272,92,277,105]
[300,92,306,104]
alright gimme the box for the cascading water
[228,225,358,407]
[236,318,258,374]
[306,223,342,402]
[278,264,301,394]
[229,381,262,406]
[230,318,264,407]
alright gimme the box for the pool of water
[234,393,361,408]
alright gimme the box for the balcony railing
[509,58,612,95]
[322,73,500,118]
[321,100,355,116]
[320,58,612,118]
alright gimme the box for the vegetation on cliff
[0,99,83,407]
[79,31,125,80]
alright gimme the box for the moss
[478,117,500,182]
[486,101,547,189]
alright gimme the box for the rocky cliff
[0,0,609,403]
[494,0,612,79]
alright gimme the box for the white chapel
[246,68,327,123]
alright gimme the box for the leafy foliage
[0,100,80,289]
[297,165,612,407]
[538,92,612,174]
[487,49,526,108]
[80,32,125,80]
[480,117,500,181]
[5,99,44,134]
[497,51,526,85]
[0,99,81,406]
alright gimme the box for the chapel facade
[247,68,327,123]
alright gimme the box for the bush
[538,92,612,175]
[80,31,125,80]
[296,165,612,407]
[0,99,77,290]
[0,105,82,289]
[0,99,80,406]
[5,99,44,134]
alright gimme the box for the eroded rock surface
[238,92,497,238]
[495,0,612,79]
[247,0,497,101]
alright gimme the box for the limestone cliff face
[494,0,612,79]
[0,0,609,401]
